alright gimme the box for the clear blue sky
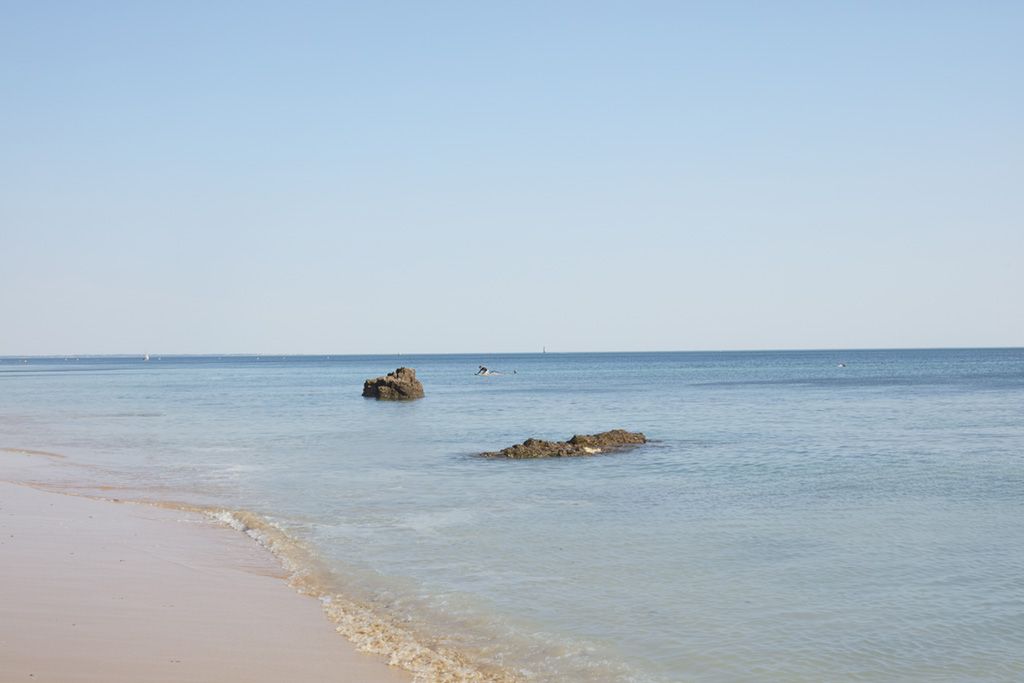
[2,2,1021,354]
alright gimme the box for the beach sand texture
[0,480,409,683]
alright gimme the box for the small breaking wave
[1,447,66,459]
[0,453,518,681]
[2,454,630,682]
[200,508,521,683]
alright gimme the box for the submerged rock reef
[481,429,647,459]
[362,367,425,400]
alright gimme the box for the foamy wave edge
[200,507,521,683]
[1,447,66,459]
[4,473,520,683]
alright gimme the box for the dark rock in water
[481,429,646,459]
[362,367,425,400]
[567,430,647,449]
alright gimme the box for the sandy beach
[0,478,410,683]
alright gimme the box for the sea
[1,349,1022,681]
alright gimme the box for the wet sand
[0,480,410,683]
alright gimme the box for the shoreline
[0,477,411,683]
[0,452,520,683]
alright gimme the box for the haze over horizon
[3,344,1024,360]
[3,2,1021,356]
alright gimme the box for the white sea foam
[203,507,520,682]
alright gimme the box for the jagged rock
[567,430,647,449]
[362,367,425,400]
[481,429,646,459]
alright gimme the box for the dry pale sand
[0,480,411,683]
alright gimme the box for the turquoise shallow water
[2,349,1023,681]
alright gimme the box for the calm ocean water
[2,349,1023,681]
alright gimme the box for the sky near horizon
[2,2,1021,355]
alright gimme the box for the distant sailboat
[144,353,150,361]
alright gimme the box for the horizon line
[2,344,1023,359]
